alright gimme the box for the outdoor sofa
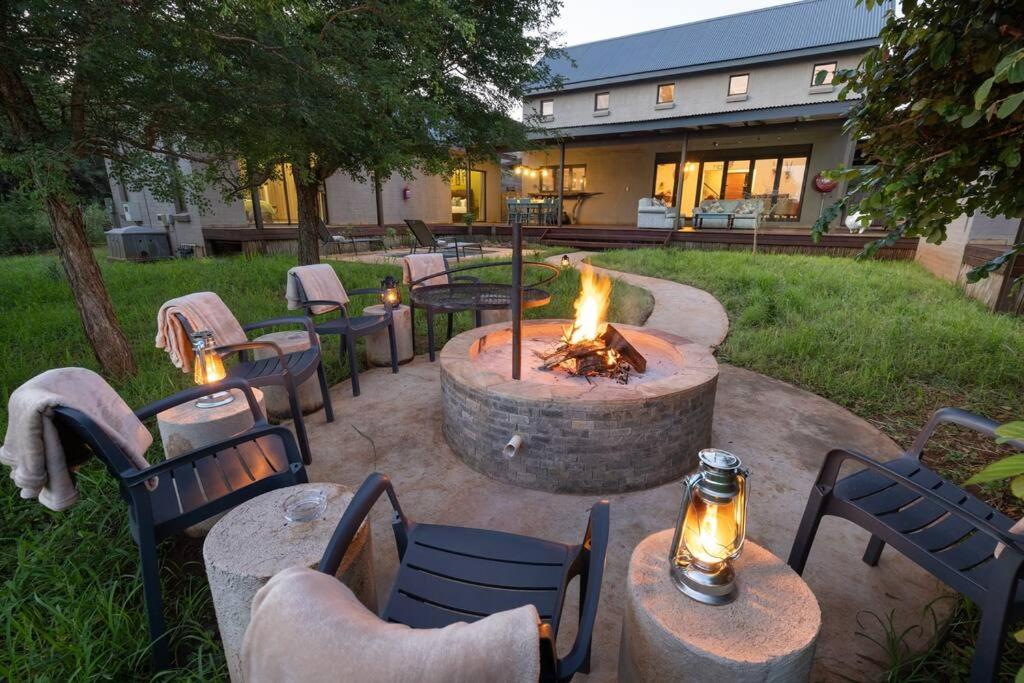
[693,198,765,229]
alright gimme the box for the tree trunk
[46,194,138,377]
[292,165,321,265]
[373,172,384,227]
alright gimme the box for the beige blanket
[402,254,449,289]
[242,566,540,683]
[0,368,153,511]
[285,264,349,315]
[155,292,247,372]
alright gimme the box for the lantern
[380,275,401,308]
[668,449,749,605]
[560,254,571,269]
[191,330,233,408]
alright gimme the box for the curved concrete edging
[544,251,730,349]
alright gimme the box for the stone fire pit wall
[440,321,719,494]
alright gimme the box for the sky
[549,0,792,48]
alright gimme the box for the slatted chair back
[404,219,441,248]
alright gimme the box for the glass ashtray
[283,489,327,523]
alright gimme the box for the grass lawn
[0,249,651,680]
[589,247,1024,680]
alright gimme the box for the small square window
[657,83,675,104]
[811,62,837,86]
[594,92,610,111]
[728,74,749,96]
[540,99,554,117]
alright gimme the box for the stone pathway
[297,254,948,681]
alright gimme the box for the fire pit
[440,267,718,494]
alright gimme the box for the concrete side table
[251,330,324,418]
[157,388,265,460]
[363,304,414,366]
[204,483,376,683]
[480,309,511,326]
[619,529,821,682]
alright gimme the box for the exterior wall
[915,214,972,281]
[520,120,849,226]
[526,52,865,130]
[105,159,206,249]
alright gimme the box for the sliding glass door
[680,150,809,221]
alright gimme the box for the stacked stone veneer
[440,321,718,494]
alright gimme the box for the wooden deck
[202,222,918,260]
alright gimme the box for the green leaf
[1012,475,1024,499]
[997,422,1024,444]
[1016,663,1024,683]
[930,33,954,68]
[998,92,1024,119]
[910,98,930,112]
[975,77,996,109]
[965,454,1024,485]
[961,110,984,128]
[1015,627,1024,644]
[1000,146,1022,168]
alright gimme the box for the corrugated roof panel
[538,0,887,86]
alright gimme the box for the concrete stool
[156,388,266,536]
[157,388,265,460]
[480,309,511,326]
[619,529,821,682]
[251,330,324,418]
[204,483,376,683]
[363,304,413,366]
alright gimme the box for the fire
[565,265,612,344]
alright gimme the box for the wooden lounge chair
[320,473,610,682]
[788,408,1024,682]
[404,218,482,261]
[52,378,308,671]
[172,306,333,465]
[288,271,398,397]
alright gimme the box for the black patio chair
[405,218,483,262]
[788,408,1024,682]
[288,271,398,397]
[319,473,610,682]
[316,220,385,257]
[172,309,333,465]
[404,255,481,361]
[51,378,308,671]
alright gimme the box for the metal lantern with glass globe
[380,275,401,308]
[560,254,571,269]
[668,449,749,605]
[191,330,233,408]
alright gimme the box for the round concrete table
[363,304,414,366]
[204,483,376,683]
[619,529,821,682]
[157,387,265,460]
[251,330,324,418]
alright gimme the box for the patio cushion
[242,565,541,683]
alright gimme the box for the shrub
[0,198,109,254]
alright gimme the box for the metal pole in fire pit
[511,222,523,380]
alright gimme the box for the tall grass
[0,249,650,680]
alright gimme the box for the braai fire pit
[440,253,718,494]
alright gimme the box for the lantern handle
[668,472,702,563]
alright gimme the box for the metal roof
[527,100,854,142]
[532,0,887,92]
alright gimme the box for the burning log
[539,324,645,383]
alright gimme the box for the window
[594,92,610,111]
[727,74,749,96]
[539,165,586,193]
[811,62,837,86]
[540,99,554,117]
[676,148,811,221]
[656,83,675,105]
[245,163,327,225]
[450,169,486,221]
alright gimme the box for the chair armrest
[243,316,318,347]
[907,407,1024,459]
[121,424,297,487]
[818,448,1024,555]
[319,472,408,574]
[134,378,265,423]
[216,341,290,377]
[558,500,610,679]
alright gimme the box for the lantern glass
[669,449,749,605]
[380,276,401,308]
[191,331,234,408]
[560,254,571,268]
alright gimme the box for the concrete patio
[296,257,948,681]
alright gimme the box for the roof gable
[536,0,888,89]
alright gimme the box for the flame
[565,265,612,344]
